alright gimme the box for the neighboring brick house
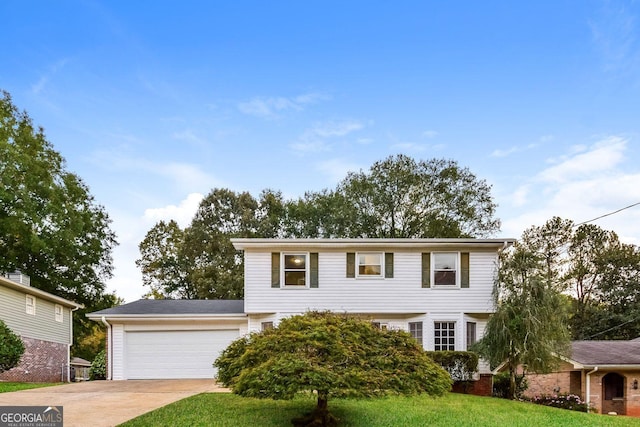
[0,273,82,382]
[524,340,640,416]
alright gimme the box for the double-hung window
[26,295,36,315]
[55,304,64,322]
[283,254,307,287]
[433,253,457,286]
[434,321,456,351]
[409,321,423,345]
[357,253,383,277]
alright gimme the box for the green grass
[0,382,61,393]
[121,393,640,427]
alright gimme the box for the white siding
[111,324,125,380]
[245,251,497,314]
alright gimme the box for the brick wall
[451,374,493,396]
[524,371,573,398]
[0,336,67,382]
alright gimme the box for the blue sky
[2,0,640,301]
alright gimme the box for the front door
[602,372,626,415]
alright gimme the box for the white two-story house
[233,238,514,352]
[89,238,513,380]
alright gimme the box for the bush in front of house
[492,371,528,399]
[530,393,592,412]
[89,350,106,380]
[426,351,479,382]
[0,320,25,373]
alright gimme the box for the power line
[585,316,640,339]
[574,201,640,227]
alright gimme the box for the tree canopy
[473,221,572,400]
[215,311,451,427]
[0,91,119,359]
[138,155,500,299]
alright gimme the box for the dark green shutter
[421,253,431,288]
[461,252,470,288]
[384,253,394,278]
[310,252,319,288]
[346,253,355,278]
[271,253,280,288]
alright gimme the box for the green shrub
[0,320,24,373]
[426,351,479,381]
[89,350,106,380]
[493,372,528,399]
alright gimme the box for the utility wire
[574,201,640,227]
[585,316,640,339]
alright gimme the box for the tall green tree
[137,189,285,299]
[474,226,571,400]
[0,91,118,359]
[215,311,451,427]
[284,155,500,238]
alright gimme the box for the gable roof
[87,299,245,319]
[0,275,83,309]
[569,340,640,366]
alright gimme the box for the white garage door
[124,329,239,379]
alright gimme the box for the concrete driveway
[0,379,228,427]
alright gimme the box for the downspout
[68,306,79,383]
[586,366,598,413]
[101,316,112,380]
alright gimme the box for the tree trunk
[291,391,338,427]
[508,363,517,400]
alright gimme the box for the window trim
[356,252,384,278]
[434,321,456,351]
[26,294,36,315]
[432,252,460,288]
[466,321,477,349]
[55,304,64,323]
[281,252,310,288]
[261,321,274,331]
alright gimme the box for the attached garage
[88,299,247,380]
[124,329,240,379]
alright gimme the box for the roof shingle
[88,299,244,316]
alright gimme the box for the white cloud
[499,136,640,245]
[291,120,366,153]
[31,59,69,94]
[491,142,540,158]
[539,136,626,183]
[237,92,329,119]
[316,158,362,183]
[143,192,203,228]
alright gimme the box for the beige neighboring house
[524,340,640,417]
[0,272,83,382]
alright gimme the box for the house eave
[0,275,83,309]
[231,238,516,251]
[86,313,247,322]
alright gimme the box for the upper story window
[357,253,383,277]
[55,304,63,322]
[433,253,457,286]
[26,295,36,315]
[272,252,318,288]
[283,254,308,287]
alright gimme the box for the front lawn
[0,382,60,393]
[121,393,640,427]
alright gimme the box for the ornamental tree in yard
[214,311,451,427]
[0,320,24,373]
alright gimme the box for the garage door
[124,329,239,379]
